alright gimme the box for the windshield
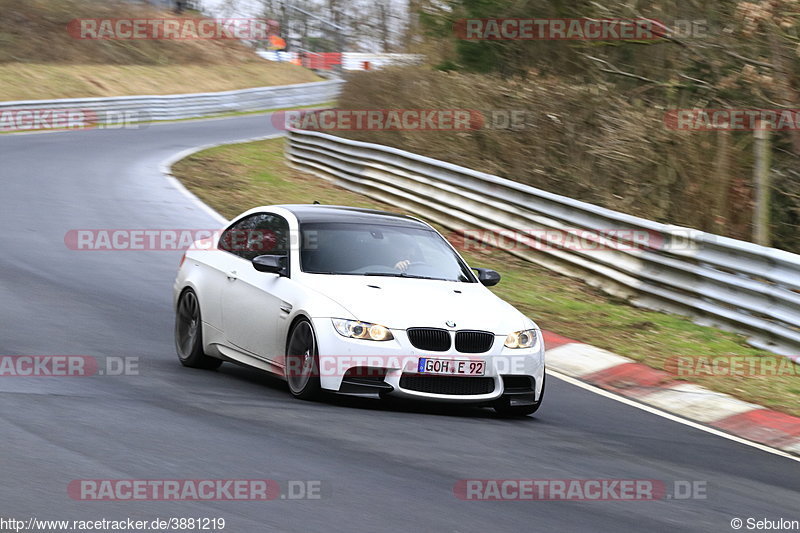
[300,222,475,282]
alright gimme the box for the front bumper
[311,318,545,403]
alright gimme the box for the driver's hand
[394,259,411,272]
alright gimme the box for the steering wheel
[352,264,394,274]
[397,261,427,272]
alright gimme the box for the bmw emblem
[446,320,456,328]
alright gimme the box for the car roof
[276,204,430,228]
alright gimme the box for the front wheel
[175,289,222,370]
[285,318,322,400]
[493,373,545,416]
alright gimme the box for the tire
[285,318,322,400]
[175,289,222,370]
[493,373,545,416]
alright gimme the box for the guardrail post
[753,124,772,247]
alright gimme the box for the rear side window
[219,213,290,261]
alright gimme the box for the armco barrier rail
[256,51,425,71]
[0,80,343,125]
[286,128,800,360]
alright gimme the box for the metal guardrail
[286,128,800,361]
[255,52,425,71]
[340,53,426,71]
[0,80,343,125]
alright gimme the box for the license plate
[418,358,485,376]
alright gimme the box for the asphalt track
[1,115,798,532]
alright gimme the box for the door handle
[227,270,238,281]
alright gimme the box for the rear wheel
[285,318,322,400]
[493,373,545,416]
[175,289,222,370]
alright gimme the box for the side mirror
[252,254,287,276]
[474,267,501,287]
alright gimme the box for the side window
[219,213,290,261]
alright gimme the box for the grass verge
[172,138,800,417]
[0,0,321,101]
[0,63,321,101]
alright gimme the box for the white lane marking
[159,133,285,225]
[546,369,800,463]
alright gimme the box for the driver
[394,259,412,272]
[393,246,423,272]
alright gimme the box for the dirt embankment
[0,0,319,100]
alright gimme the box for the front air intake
[399,374,495,395]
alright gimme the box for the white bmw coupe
[174,205,545,415]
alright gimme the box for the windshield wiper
[309,271,450,281]
[363,272,448,281]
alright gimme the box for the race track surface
[1,116,797,532]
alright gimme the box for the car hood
[301,274,531,334]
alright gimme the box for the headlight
[332,319,394,341]
[504,329,538,349]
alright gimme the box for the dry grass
[0,63,320,100]
[0,0,261,65]
[336,68,762,247]
[0,0,320,100]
